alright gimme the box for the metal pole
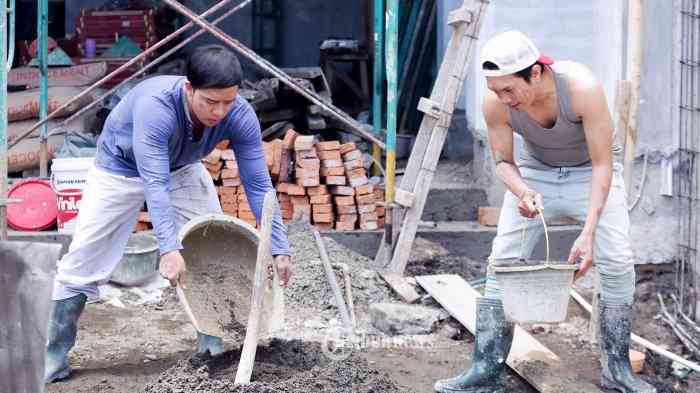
[0,0,8,240]
[8,0,238,149]
[56,0,253,130]
[162,0,386,150]
[38,0,48,177]
[372,0,385,176]
[384,0,398,203]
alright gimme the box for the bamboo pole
[372,0,385,176]
[384,0,399,203]
[623,0,643,196]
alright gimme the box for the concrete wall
[438,1,681,263]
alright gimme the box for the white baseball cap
[480,30,553,77]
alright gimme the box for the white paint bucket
[50,157,94,233]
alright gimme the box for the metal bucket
[110,231,159,286]
[177,214,284,341]
[492,212,579,324]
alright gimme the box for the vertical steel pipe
[38,0,49,176]
[372,0,385,176]
[384,0,399,202]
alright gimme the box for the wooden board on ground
[416,274,604,393]
[176,214,284,342]
[379,271,421,303]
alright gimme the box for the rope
[519,206,550,263]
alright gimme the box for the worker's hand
[269,255,292,287]
[160,250,187,288]
[517,189,544,218]
[569,231,594,280]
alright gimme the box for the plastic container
[6,179,58,231]
[493,213,579,324]
[110,231,159,286]
[50,157,94,233]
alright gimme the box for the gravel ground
[143,339,408,393]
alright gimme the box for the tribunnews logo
[321,330,438,361]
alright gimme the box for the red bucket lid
[7,179,58,231]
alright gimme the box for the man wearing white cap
[433,31,655,393]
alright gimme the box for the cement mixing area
[2,1,700,393]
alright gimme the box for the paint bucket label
[56,189,83,232]
[50,157,94,233]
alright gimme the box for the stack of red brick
[202,129,385,231]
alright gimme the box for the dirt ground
[45,227,699,393]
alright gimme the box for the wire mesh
[676,0,700,319]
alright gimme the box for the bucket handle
[519,206,550,264]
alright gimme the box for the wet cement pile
[143,339,409,393]
[284,221,394,312]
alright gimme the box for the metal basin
[110,231,159,286]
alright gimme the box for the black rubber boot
[434,297,514,393]
[599,301,656,393]
[44,293,87,384]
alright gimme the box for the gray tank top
[507,67,620,170]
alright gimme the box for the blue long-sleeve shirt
[94,75,290,256]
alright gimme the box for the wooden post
[235,190,276,384]
[622,0,643,196]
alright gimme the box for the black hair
[482,61,545,84]
[186,45,242,89]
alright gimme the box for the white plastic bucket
[50,157,94,233]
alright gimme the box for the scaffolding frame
[0,0,391,241]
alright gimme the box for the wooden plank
[379,272,421,303]
[394,188,415,208]
[417,274,604,393]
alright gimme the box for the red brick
[338,213,358,223]
[312,204,334,214]
[320,166,345,177]
[290,195,310,206]
[296,158,321,169]
[216,140,230,150]
[330,186,354,196]
[220,186,237,197]
[263,142,275,170]
[344,159,363,171]
[356,193,376,205]
[276,182,290,193]
[239,201,252,212]
[237,193,248,202]
[357,203,376,214]
[286,184,306,196]
[348,176,368,187]
[279,200,292,211]
[334,196,355,206]
[347,167,366,179]
[354,183,374,195]
[335,220,356,231]
[203,148,222,164]
[296,176,320,187]
[277,192,290,201]
[342,149,363,162]
[295,149,318,159]
[316,140,341,151]
[239,210,257,221]
[321,159,343,168]
[221,201,238,214]
[281,209,293,220]
[325,176,346,185]
[282,129,299,149]
[313,212,334,223]
[336,204,357,214]
[478,207,500,227]
[360,212,378,223]
[221,149,236,161]
[221,168,239,179]
[339,142,357,155]
[271,139,283,177]
[220,193,236,205]
[133,221,150,232]
[360,221,378,230]
[378,216,385,228]
[294,135,315,151]
[318,149,341,161]
[315,222,334,230]
[295,167,320,179]
[203,161,223,172]
[373,187,384,201]
[279,149,292,182]
[138,212,150,223]
[376,206,386,216]
[224,160,238,169]
[222,178,241,187]
[306,185,328,195]
[310,194,332,204]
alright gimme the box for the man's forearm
[495,161,530,199]
[582,164,612,235]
